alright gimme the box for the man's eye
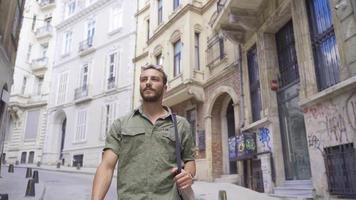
[140,77,147,82]
[151,77,160,81]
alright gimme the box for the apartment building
[0,0,25,167]
[133,0,243,183]
[3,0,57,166]
[212,0,356,199]
[42,0,137,168]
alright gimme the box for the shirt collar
[133,105,173,120]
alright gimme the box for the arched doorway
[210,93,238,178]
[60,118,66,165]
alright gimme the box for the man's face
[139,68,166,102]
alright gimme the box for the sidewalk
[1,164,281,200]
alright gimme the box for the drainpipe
[238,44,244,131]
[131,0,139,111]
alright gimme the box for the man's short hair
[141,64,167,85]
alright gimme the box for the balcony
[31,57,48,76]
[210,0,266,43]
[38,0,56,10]
[107,77,117,90]
[78,37,95,57]
[35,25,53,40]
[206,34,226,69]
[74,85,92,104]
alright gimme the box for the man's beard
[140,87,163,102]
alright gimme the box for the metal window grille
[206,34,225,67]
[158,0,162,24]
[276,20,299,87]
[306,0,340,91]
[247,45,261,122]
[324,143,356,198]
[173,0,179,10]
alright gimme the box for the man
[92,64,196,200]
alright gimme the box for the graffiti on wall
[304,91,356,153]
[259,127,272,151]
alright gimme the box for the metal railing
[74,85,89,100]
[31,57,48,67]
[39,0,55,7]
[107,77,116,90]
[206,34,225,68]
[35,25,53,36]
[78,37,93,52]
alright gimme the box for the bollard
[56,162,61,168]
[25,179,35,197]
[0,194,9,200]
[32,170,39,183]
[218,190,227,200]
[25,168,32,178]
[8,164,14,173]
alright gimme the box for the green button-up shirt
[104,106,195,200]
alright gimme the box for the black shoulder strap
[171,113,182,174]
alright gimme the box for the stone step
[270,193,313,200]
[273,187,313,196]
[214,174,240,184]
[272,180,314,199]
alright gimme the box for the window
[11,0,25,39]
[186,109,197,144]
[21,76,27,94]
[28,151,35,164]
[146,19,150,41]
[26,44,32,62]
[80,64,89,88]
[206,34,225,67]
[156,53,163,65]
[173,40,182,77]
[63,31,72,55]
[247,45,262,122]
[173,0,180,10]
[75,110,87,142]
[109,6,122,32]
[86,20,95,45]
[324,143,356,198]
[107,52,119,89]
[41,43,48,58]
[102,103,116,138]
[194,32,200,70]
[276,20,299,87]
[36,77,43,95]
[158,0,163,24]
[57,72,68,105]
[24,110,40,140]
[65,0,76,18]
[306,0,340,91]
[72,154,83,167]
[31,15,37,31]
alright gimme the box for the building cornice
[147,0,215,45]
[204,61,238,88]
[135,3,150,17]
[132,51,148,63]
[56,0,115,30]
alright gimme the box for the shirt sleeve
[180,117,195,162]
[103,119,122,156]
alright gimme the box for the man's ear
[164,85,167,91]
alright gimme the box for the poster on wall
[198,130,205,150]
[228,136,237,161]
[236,132,257,160]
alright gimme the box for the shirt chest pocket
[158,129,178,162]
[120,128,146,155]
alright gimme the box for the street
[0,166,117,200]
[0,165,281,200]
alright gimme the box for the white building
[42,0,137,167]
[4,0,57,165]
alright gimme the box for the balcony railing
[31,57,48,70]
[74,85,89,100]
[206,34,225,68]
[209,0,227,27]
[107,77,116,90]
[39,0,55,8]
[78,37,93,52]
[35,25,53,38]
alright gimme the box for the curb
[12,165,97,176]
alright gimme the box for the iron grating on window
[324,143,356,198]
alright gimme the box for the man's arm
[91,149,118,200]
